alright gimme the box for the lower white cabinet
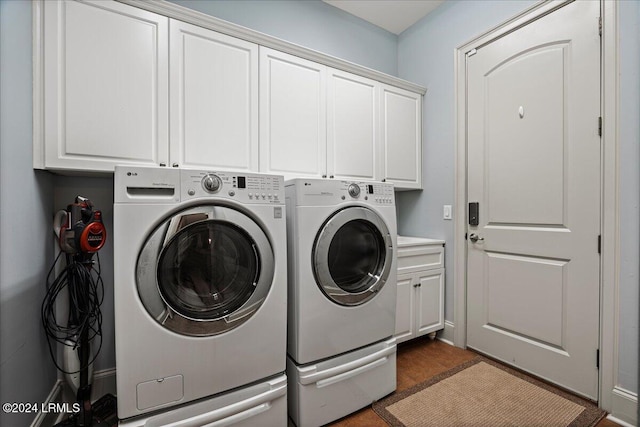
[395,236,445,344]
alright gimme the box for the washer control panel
[182,170,284,204]
[363,182,394,205]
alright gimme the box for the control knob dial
[202,174,222,193]
[348,183,361,198]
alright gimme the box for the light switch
[443,205,452,220]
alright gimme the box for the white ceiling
[323,0,445,35]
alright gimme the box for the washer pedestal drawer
[119,374,287,427]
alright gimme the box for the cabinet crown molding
[115,0,426,95]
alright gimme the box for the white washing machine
[113,166,287,425]
[285,178,398,426]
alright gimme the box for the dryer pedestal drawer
[287,338,396,427]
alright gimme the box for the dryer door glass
[137,205,274,336]
[313,207,393,306]
[328,220,384,292]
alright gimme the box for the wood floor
[328,337,619,427]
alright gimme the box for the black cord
[42,252,104,375]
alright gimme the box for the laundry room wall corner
[394,0,537,326]
[52,176,116,373]
[395,0,638,421]
[616,0,639,399]
[0,1,56,426]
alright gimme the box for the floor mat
[372,356,606,427]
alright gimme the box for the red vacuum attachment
[58,196,106,255]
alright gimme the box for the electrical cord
[41,251,104,374]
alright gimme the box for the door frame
[453,0,619,412]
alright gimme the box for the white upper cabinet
[327,69,379,181]
[259,54,384,182]
[380,85,422,189]
[169,20,258,171]
[36,0,424,186]
[39,0,169,172]
[259,47,327,178]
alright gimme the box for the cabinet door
[42,0,169,172]
[170,20,258,171]
[415,268,445,337]
[327,69,378,181]
[380,85,422,189]
[259,47,326,178]
[394,274,415,344]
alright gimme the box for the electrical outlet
[443,205,452,220]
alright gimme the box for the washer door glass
[313,207,393,306]
[157,220,258,320]
[136,205,274,336]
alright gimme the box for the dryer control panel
[286,179,395,207]
[181,170,284,205]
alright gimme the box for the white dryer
[285,178,398,427]
[114,166,287,425]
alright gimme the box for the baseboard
[437,320,455,346]
[90,368,117,402]
[29,382,64,427]
[606,415,636,427]
[31,368,117,427]
[609,386,638,426]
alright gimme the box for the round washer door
[312,207,393,306]
[136,205,274,336]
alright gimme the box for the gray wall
[396,0,639,395]
[617,0,639,393]
[0,1,56,426]
[169,0,398,76]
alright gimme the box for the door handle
[469,233,484,243]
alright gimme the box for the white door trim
[454,0,619,413]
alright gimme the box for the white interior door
[466,0,601,400]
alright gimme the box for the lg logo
[126,172,138,176]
